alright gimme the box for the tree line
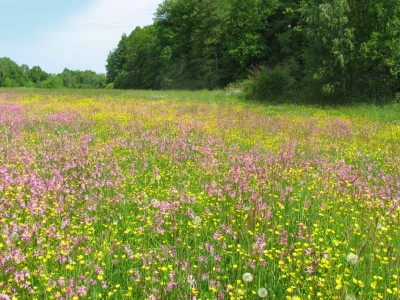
[107,0,400,103]
[0,57,106,89]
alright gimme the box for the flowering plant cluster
[0,93,399,299]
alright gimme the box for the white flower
[376,222,383,230]
[257,287,268,298]
[346,253,359,265]
[345,295,356,300]
[242,272,253,282]
[193,216,201,226]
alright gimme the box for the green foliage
[106,34,129,84]
[353,0,400,102]
[246,64,295,101]
[0,57,106,89]
[40,75,64,89]
[29,66,49,84]
[110,26,160,89]
[299,0,400,103]
[107,0,285,90]
[61,68,106,89]
[106,0,400,103]
[0,57,30,87]
[105,83,114,89]
[23,81,36,88]
[301,0,354,101]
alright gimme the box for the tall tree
[0,57,30,87]
[353,0,400,100]
[106,0,400,103]
[155,0,200,88]
[114,26,160,89]
[106,34,129,84]
[29,66,49,84]
[301,0,354,100]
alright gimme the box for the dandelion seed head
[257,287,268,297]
[243,205,251,211]
[242,272,253,282]
[346,253,359,265]
[193,216,201,226]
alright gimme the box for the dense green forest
[107,0,400,103]
[0,57,106,89]
[2,1,399,103]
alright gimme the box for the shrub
[247,65,295,101]
[105,83,114,89]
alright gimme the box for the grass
[0,87,241,103]
[3,87,400,122]
[0,88,399,300]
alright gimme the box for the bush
[24,81,36,88]
[247,65,295,101]
[41,76,63,89]
[225,79,253,95]
[4,78,20,87]
[105,83,114,89]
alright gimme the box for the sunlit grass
[0,89,399,300]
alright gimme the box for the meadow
[0,89,399,300]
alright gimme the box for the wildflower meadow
[0,91,399,299]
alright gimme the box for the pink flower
[0,294,10,300]
[76,286,88,296]
[167,282,177,291]
[306,266,314,274]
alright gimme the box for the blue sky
[0,0,162,73]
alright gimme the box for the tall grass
[0,89,399,299]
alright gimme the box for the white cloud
[36,0,162,73]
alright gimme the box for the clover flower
[0,294,10,300]
[346,253,359,265]
[257,287,268,298]
[345,295,356,300]
[242,272,253,282]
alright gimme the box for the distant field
[0,89,399,299]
